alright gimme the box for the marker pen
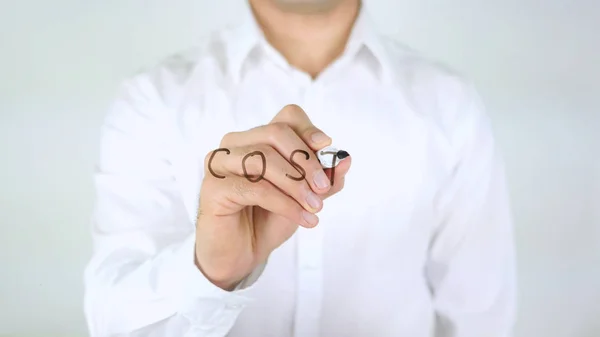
[316,145,350,169]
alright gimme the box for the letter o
[242,151,266,183]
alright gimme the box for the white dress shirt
[84,3,516,337]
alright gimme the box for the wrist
[194,252,245,291]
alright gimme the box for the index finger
[270,104,332,151]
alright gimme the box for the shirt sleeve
[83,75,264,337]
[426,83,517,337]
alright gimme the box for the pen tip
[336,150,349,160]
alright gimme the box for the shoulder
[119,27,233,108]
[103,36,222,134]
[379,35,491,142]
[120,44,207,105]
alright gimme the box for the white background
[0,0,598,336]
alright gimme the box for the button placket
[293,72,325,336]
[294,223,324,337]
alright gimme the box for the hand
[194,104,352,290]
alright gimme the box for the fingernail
[311,131,330,144]
[306,191,322,210]
[313,170,330,190]
[302,210,319,226]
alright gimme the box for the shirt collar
[225,1,391,84]
[345,5,392,83]
[225,0,263,83]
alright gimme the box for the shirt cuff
[233,260,267,291]
[161,234,266,333]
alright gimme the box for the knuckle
[270,122,290,134]
[280,104,303,117]
[203,148,231,175]
[240,145,254,157]
[203,151,213,167]
[241,145,269,173]
[278,104,310,126]
[220,131,237,146]
[263,146,279,161]
[203,149,223,169]
[252,144,272,156]
[268,122,292,142]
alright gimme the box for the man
[83,0,517,336]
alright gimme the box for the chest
[173,78,440,244]
[170,80,442,334]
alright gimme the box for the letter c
[207,148,230,179]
